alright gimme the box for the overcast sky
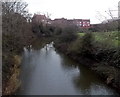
[25,0,119,24]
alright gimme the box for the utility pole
[118,1,120,18]
[118,1,120,31]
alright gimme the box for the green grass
[78,33,85,37]
[78,31,119,48]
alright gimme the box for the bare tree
[2,1,34,45]
[95,8,118,32]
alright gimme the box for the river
[17,42,118,95]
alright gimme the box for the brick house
[32,14,51,25]
[52,18,90,28]
[72,19,90,28]
[32,14,90,28]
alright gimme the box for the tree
[95,8,118,32]
[2,1,34,45]
[57,21,78,43]
[32,13,53,37]
[2,1,35,94]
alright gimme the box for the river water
[18,43,118,95]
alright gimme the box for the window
[87,24,90,26]
[42,20,45,22]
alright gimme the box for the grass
[78,31,119,48]
[3,55,21,95]
[78,33,85,37]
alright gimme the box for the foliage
[57,31,119,69]
[3,34,24,54]
[78,31,119,47]
[90,20,118,32]
[56,23,78,43]
[78,33,85,37]
[68,33,95,59]
[2,1,35,94]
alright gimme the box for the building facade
[32,14,90,28]
[72,19,90,28]
[52,18,90,28]
[32,14,51,25]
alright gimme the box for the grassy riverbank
[3,55,21,95]
[78,31,119,47]
[2,34,23,95]
[2,2,35,95]
[54,31,120,94]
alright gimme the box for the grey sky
[25,0,119,24]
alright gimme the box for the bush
[57,24,78,43]
[109,48,120,68]
[81,33,94,56]
[68,33,95,59]
[2,34,24,54]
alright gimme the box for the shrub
[68,33,95,59]
[57,24,78,43]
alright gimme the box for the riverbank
[3,55,21,95]
[54,33,120,94]
[2,33,35,95]
[54,43,120,94]
[2,36,53,95]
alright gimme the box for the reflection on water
[18,42,118,95]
